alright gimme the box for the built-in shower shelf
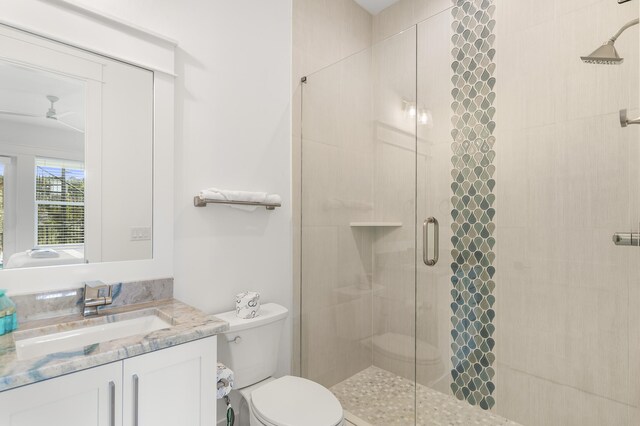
[349,222,403,227]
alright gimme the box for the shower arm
[609,18,639,43]
[614,18,640,127]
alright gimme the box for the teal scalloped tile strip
[450,0,497,410]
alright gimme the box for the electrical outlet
[130,227,152,241]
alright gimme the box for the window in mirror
[35,157,85,247]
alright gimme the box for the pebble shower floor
[330,366,520,426]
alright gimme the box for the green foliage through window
[35,158,85,246]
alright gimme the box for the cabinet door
[123,337,216,426]
[0,362,122,426]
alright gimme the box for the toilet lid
[251,376,343,426]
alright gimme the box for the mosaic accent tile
[331,366,519,426]
[449,0,497,410]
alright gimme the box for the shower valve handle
[620,109,640,127]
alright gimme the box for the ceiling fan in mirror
[0,95,84,134]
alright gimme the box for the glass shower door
[300,27,418,425]
[414,10,456,410]
[415,5,503,421]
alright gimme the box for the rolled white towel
[202,187,266,203]
[265,194,282,205]
[28,248,59,259]
[199,190,226,201]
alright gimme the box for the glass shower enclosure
[301,25,419,425]
[299,1,640,425]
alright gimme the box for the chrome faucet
[83,281,113,316]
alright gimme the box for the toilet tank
[215,303,288,389]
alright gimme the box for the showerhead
[581,18,639,65]
[581,41,624,65]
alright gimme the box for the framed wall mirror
[0,23,153,271]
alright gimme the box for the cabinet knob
[231,336,242,344]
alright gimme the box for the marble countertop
[0,298,228,392]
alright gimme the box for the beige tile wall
[299,48,376,387]
[292,0,373,384]
[373,0,451,42]
[495,0,640,424]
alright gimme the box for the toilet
[216,303,344,426]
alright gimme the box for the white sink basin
[15,314,172,360]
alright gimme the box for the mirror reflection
[0,25,154,270]
[0,62,86,269]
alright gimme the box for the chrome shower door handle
[423,217,439,266]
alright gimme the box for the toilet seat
[250,376,343,426]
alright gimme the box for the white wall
[71,0,294,378]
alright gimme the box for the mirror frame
[0,0,176,294]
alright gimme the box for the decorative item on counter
[0,289,18,335]
[235,291,260,319]
[216,362,235,399]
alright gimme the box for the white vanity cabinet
[0,336,217,426]
[0,361,122,426]
[122,337,217,426]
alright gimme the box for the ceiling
[0,61,85,133]
[353,0,400,15]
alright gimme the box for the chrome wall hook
[620,109,640,127]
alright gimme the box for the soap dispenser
[0,290,17,335]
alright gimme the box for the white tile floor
[331,366,521,426]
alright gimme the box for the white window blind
[35,157,85,246]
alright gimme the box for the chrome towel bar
[194,196,281,210]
